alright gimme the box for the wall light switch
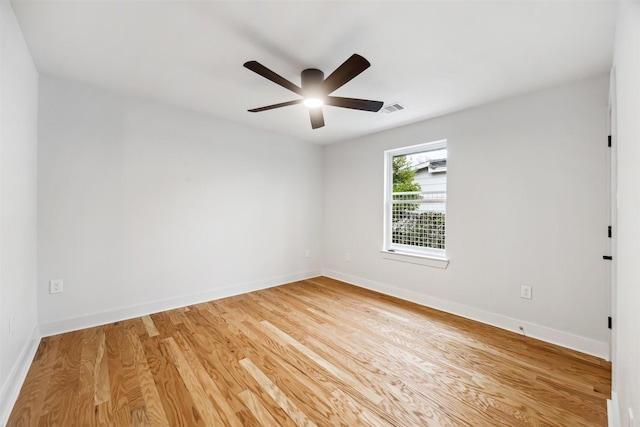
[50,279,63,294]
[520,285,532,299]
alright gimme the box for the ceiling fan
[243,54,383,129]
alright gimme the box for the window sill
[380,250,449,269]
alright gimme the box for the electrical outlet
[305,249,310,258]
[345,253,351,262]
[50,279,64,294]
[520,285,532,299]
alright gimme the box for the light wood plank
[171,332,245,427]
[238,389,280,427]
[163,336,227,427]
[141,315,160,338]
[259,319,384,405]
[239,358,317,427]
[142,337,206,426]
[126,328,170,427]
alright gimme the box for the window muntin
[384,140,447,258]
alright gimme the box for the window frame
[382,139,448,265]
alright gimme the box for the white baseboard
[608,392,620,427]
[323,269,609,360]
[39,270,322,337]
[0,324,41,427]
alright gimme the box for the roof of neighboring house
[415,159,447,172]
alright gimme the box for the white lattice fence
[391,191,446,249]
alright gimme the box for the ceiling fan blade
[244,61,304,96]
[248,99,303,112]
[319,54,371,94]
[309,108,325,129]
[325,96,383,112]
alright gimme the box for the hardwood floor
[8,277,611,426]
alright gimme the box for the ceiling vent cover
[381,103,405,114]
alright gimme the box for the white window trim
[383,139,448,266]
[380,250,449,269]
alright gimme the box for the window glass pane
[389,144,447,252]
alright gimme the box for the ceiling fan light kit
[303,98,324,108]
[244,54,383,129]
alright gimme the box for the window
[383,140,447,260]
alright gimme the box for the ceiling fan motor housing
[301,68,324,94]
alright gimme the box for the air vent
[381,103,405,114]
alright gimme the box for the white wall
[612,1,640,424]
[0,0,39,422]
[323,74,610,357]
[37,76,323,333]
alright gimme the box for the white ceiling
[11,0,618,144]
